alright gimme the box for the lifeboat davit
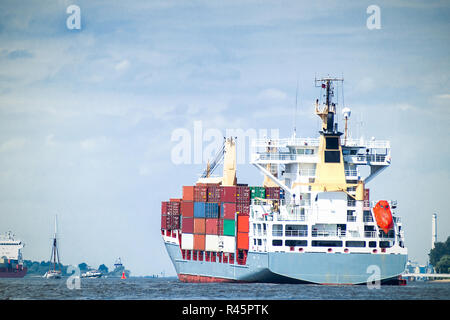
[373,200,393,233]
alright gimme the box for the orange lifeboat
[373,200,393,233]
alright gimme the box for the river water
[0,277,449,300]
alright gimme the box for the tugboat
[161,76,408,285]
[43,216,62,279]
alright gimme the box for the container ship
[0,232,27,278]
[161,77,408,285]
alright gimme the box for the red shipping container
[236,186,250,203]
[170,198,182,202]
[236,203,250,216]
[181,217,194,233]
[194,218,206,234]
[364,188,370,201]
[220,186,236,203]
[217,219,224,235]
[161,201,169,215]
[237,232,249,250]
[207,186,221,202]
[264,187,280,200]
[222,203,236,220]
[168,201,180,215]
[194,186,208,202]
[205,218,219,235]
[181,201,194,217]
[161,214,168,229]
[193,234,205,251]
[237,215,249,233]
[183,186,195,201]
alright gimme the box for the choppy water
[0,277,449,300]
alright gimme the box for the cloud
[115,59,130,72]
[0,138,26,152]
[258,88,287,101]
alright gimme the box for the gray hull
[165,242,407,285]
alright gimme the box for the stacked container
[161,200,181,230]
[250,186,266,199]
[237,215,249,250]
[265,187,281,200]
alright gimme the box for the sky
[0,0,449,276]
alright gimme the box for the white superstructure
[0,232,24,261]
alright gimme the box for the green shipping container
[250,186,266,199]
[223,219,235,236]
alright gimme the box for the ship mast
[49,215,61,273]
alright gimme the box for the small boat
[43,216,62,279]
[81,269,102,278]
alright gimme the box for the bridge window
[325,137,340,150]
[345,241,366,247]
[312,240,343,247]
[272,224,283,236]
[272,240,283,246]
[325,150,340,163]
[285,240,307,247]
[285,225,308,237]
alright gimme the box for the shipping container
[265,187,280,200]
[223,219,235,236]
[182,217,194,233]
[236,186,250,203]
[250,186,266,199]
[170,198,182,202]
[207,185,221,202]
[194,218,206,234]
[221,202,236,220]
[161,214,168,229]
[168,201,181,215]
[193,202,206,218]
[205,218,219,235]
[205,235,220,252]
[183,186,195,201]
[194,202,219,218]
[181,201,194,217]
[237,215,249,233]
[236,203,250,216]
[181,233,194,250]
[364,188,370,201]
[194,186,208,202]
[220,186,236,203]
[237,232,249,250]
[161,201,169,215]
[193,234,206,251]
[222,236,236,253]
[217,219,224,235]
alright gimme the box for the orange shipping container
[237,232,249,250]
[183,186,195,201]
[194,218,206,234]
[237,215,249,233]
[193,234,206,251]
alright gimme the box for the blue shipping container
[194,202,206,218]
[194,202,219,218]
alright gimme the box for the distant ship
[81,269,102,278]
[161,77,408,285]
[43,216,62,279]
[0,231,27,278]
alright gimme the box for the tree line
[429,236,450,273]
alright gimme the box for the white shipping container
[205,235,220,252]
[181,233,194,250]
[220,235,236,253]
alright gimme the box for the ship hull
[164,242,407,285]
[0,267,27,278]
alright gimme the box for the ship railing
[346,154,388,164]
[363,216,374,222]
[272,230,283,237]
[344,139,390,149]
[251,138,320,148]
[345,169,358,177]
[285,230,308,237]
[253,153,317,162]
[299,168,316,176]
[312,230,347,237]
[277,213,306,222]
